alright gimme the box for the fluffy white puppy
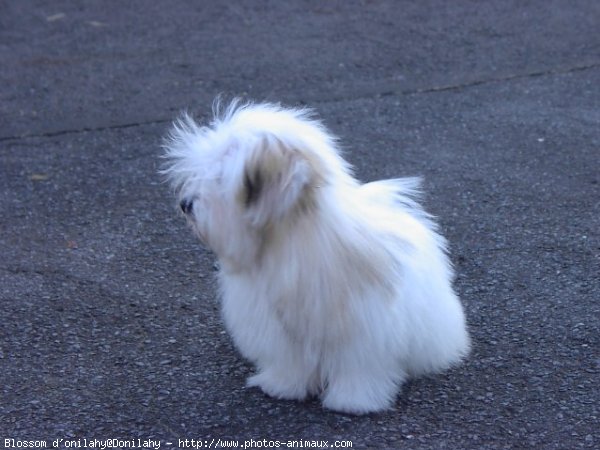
[163,99,470,414]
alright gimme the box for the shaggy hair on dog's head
[162,100,358,268]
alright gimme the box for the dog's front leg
[246,341,318,401]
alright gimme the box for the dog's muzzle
[180,198,193,215]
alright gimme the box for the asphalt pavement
[1,1,599,449]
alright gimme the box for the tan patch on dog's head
[238,138,326,228]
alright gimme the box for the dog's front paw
[321,380,396,415]
[247,370,308,401]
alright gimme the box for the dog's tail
[359,177,442,232]
[360,177,422,210]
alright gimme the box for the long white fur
[162,100,470,414]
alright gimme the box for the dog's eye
[180,198,193,215]
[244,168,263,206]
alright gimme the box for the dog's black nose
[180,199,193,215]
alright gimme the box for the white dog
[162,100,470,414]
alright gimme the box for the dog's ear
[241,139,315,227]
